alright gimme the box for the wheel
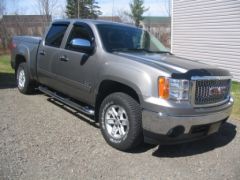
[16,62,35,94]
[99,92,143,151]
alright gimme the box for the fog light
[167,126,185,138]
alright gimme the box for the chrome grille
[194,79,231,106]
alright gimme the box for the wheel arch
[14,44,30,72]
[94,78,143,121]
[15,54,27,73]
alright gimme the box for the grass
[231,81,240,120]
[0,54,14,73]
[0,54,15,86]
[0,54,239,120]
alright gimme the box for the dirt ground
[0,85,239,180]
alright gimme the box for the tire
[99,92,143,151]
[16,62,35,94]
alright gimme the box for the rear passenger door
[37,22,69,90]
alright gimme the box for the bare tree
[37,0,58,16]
[162,0,171,17]
[0,0,8,51]
[162,0,171,48]
[8,0,25,15]
[36,0,58,22]
[59,5,67,19]
[0,0,6,16]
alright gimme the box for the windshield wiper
[112,48,170,54]
[148,50,171,54]
[112,48,145,52]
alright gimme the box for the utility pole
[169,0,171,17]
[112,0,114,21]
[78,0,79,18]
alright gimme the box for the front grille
[194,79,231,106]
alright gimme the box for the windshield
[96,24,169,53]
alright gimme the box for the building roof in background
[1,15,51,22]
[142,16,170,24]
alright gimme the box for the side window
[45,24,68,48]
[66,25,93,51]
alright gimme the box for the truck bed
[13,36,42,44]
[11,36,42,80]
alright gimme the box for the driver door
[52,22,97,104]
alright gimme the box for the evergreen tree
[87,0,102,19]
[66,0,77,18]
[66,0,102,19]
[128,0,148,27]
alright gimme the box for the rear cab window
[45,22,69,48]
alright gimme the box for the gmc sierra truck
[11,19,233,151]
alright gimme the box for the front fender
[96,61,153,105]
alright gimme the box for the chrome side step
[38,86,95,116]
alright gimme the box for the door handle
[39,50,46,56]
[59,55,69,62]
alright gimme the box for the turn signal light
[158,77,169,99]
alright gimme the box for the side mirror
[69,38,94,54]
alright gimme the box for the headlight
[158,77,190,100]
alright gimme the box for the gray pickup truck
[11,19,233,151]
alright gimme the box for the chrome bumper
[142,98,233,135]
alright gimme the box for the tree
[117,9,133,24]
[163,0,171,17]
[0,0,9,50]
[66,0,78,18]
[66,0,102,19]
[87,0,102,19]
[0,0,6,16]
[36,0,58,21]
[127,0,148,27]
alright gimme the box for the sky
[5,0,170,18]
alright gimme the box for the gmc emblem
[209,86,227,96]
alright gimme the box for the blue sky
[5,0,170,18]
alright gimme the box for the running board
[38,86,95,116]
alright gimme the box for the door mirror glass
[69,38,93,53]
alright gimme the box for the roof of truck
[52,19,136,27]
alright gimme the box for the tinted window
[45,24,68,48]
[97,24,168,53]
[66,25,93,51]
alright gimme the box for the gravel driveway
[0,85,239,180]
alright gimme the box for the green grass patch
[0,54,14,73]
[0,54,15,86]
[231,81,240,120]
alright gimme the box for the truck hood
[115,52,231,79]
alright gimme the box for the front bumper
[142,98,233,144]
